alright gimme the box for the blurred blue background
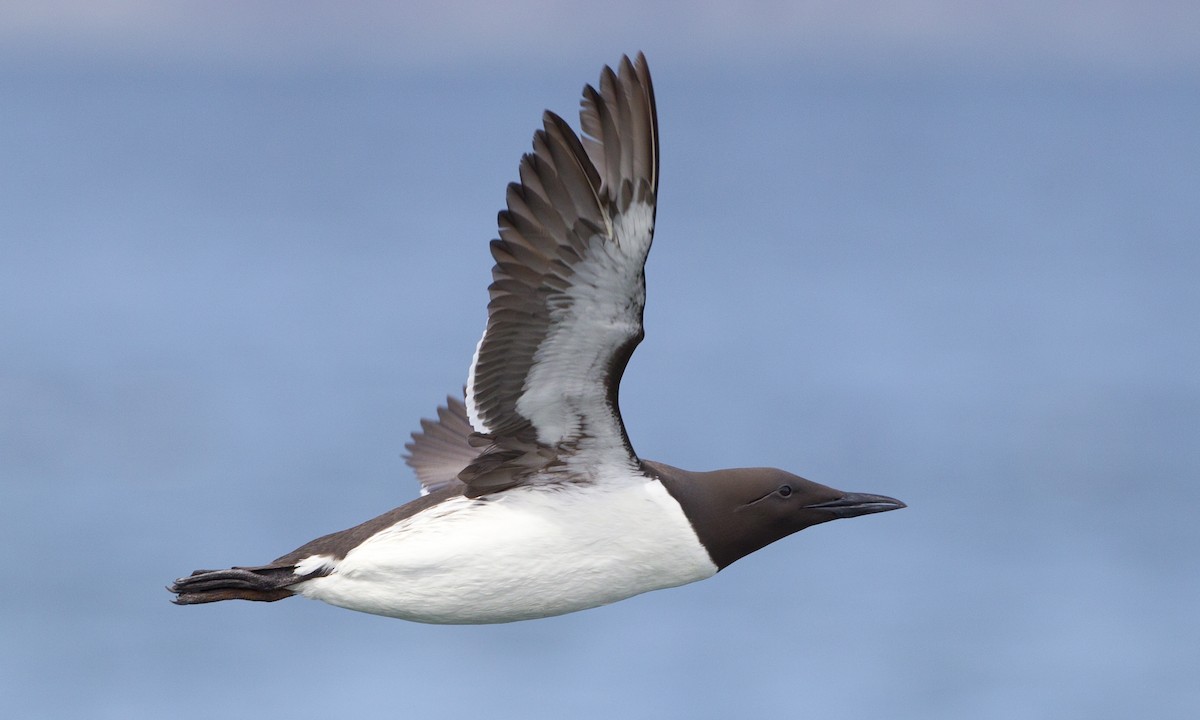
[2,2,1198,718]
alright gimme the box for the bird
[169,53,904,624]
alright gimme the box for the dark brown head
[643,460,905,569]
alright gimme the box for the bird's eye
[778,484,793,497]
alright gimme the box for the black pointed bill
[805,492,906,519]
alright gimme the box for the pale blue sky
[4,1,1199,71]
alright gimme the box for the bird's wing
[461,53,658,496]
[403,394,477,495]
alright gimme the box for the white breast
[290,478,718,624]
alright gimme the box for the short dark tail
[169,565,299,605]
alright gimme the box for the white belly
[290,479,718,624]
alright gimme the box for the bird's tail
[169,564,299,605]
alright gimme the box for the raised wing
[403,394,476,495]
[461,53,658,496]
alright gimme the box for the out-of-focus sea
[2,52,1197,719]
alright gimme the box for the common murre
[169,53,904,624]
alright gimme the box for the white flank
[293,553,337,576]
[288,474,716,624]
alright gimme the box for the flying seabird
[169,53,904,624]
